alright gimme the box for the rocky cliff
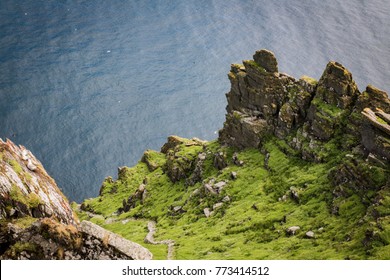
[0,139,75,224]
[219,49,390,164]
[79,49,389,259]
[0,139,152,260]
[1,49,389,260]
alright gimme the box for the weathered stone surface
[315,61,359,109]
[219,111,269,149]
[120,183,147,213]
[162,136,203,183]
[253,49,278,73]
[361,108,390,135]
[203,208,212,218]
[213,151,227,170]
[204,182,217,195]
[161,136,204,154]
[80,221,152,260]
[286,226,300,235]
[0,218,152,260]
[0,139,76,225]
[141,150,161,172]
[219,48,390,168]
[214,181,227,193]
[213,202,223,210]
[186,152,206,186]
[356,85,390,112]
[305,231,315,239]
[161,136,185,153]
[232,152,244,166]
[361,108,390,161]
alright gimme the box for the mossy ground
[78,138,389,260]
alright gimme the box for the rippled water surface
[1,0,389,202]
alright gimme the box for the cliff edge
[0,139,152,260]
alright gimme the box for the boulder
[80,221,153,260]
[204,208,212,218]
[213,152,227,170]
[204,183,217,195]
[213,202,224,210]
[253,49,278,73]
[305,231,315,239]
[287,226,300,235]
[214,181,227,193]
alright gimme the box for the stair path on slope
[78,206,175,260]
[144,221,175,260]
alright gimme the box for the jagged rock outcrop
[361,108,390,160]
[0,139,75,224]
[0,218,152,260]
[162,136,205,183]
[80,220,152,260]
[219,49,390,164]
[219,50,315,147]
[119,183,147,213]
[0,139,152,260]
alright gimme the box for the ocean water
[1,0,389,202]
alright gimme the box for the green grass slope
[78,137,389,260]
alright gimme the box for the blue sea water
[1,0,389,202]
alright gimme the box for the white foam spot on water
[214,131,217,134]
[107,50,111,53]
[24,13,28,15]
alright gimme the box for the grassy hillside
[77,136,390,259]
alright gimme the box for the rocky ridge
[0,139,152,260]
[0,139,75,224]
[219,49,390,165]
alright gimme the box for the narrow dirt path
[144,221,175,260]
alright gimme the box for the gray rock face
[253,49,278,73]
[361,108,390,160]
[314,61,359,109]
[80,221,152,260]
[287,226,300,235]
[305,231,315,239]
[219,49,390,167]
[0,139,76,225]
[204,208,212,218]
[219,49,314,149]
[186,152,206,186]
[213,152,228,170]
[213,202,224,210]
[120,183,147,213]
[214,181,227,193]
[0,218,152,260]
[162,136,204,183]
